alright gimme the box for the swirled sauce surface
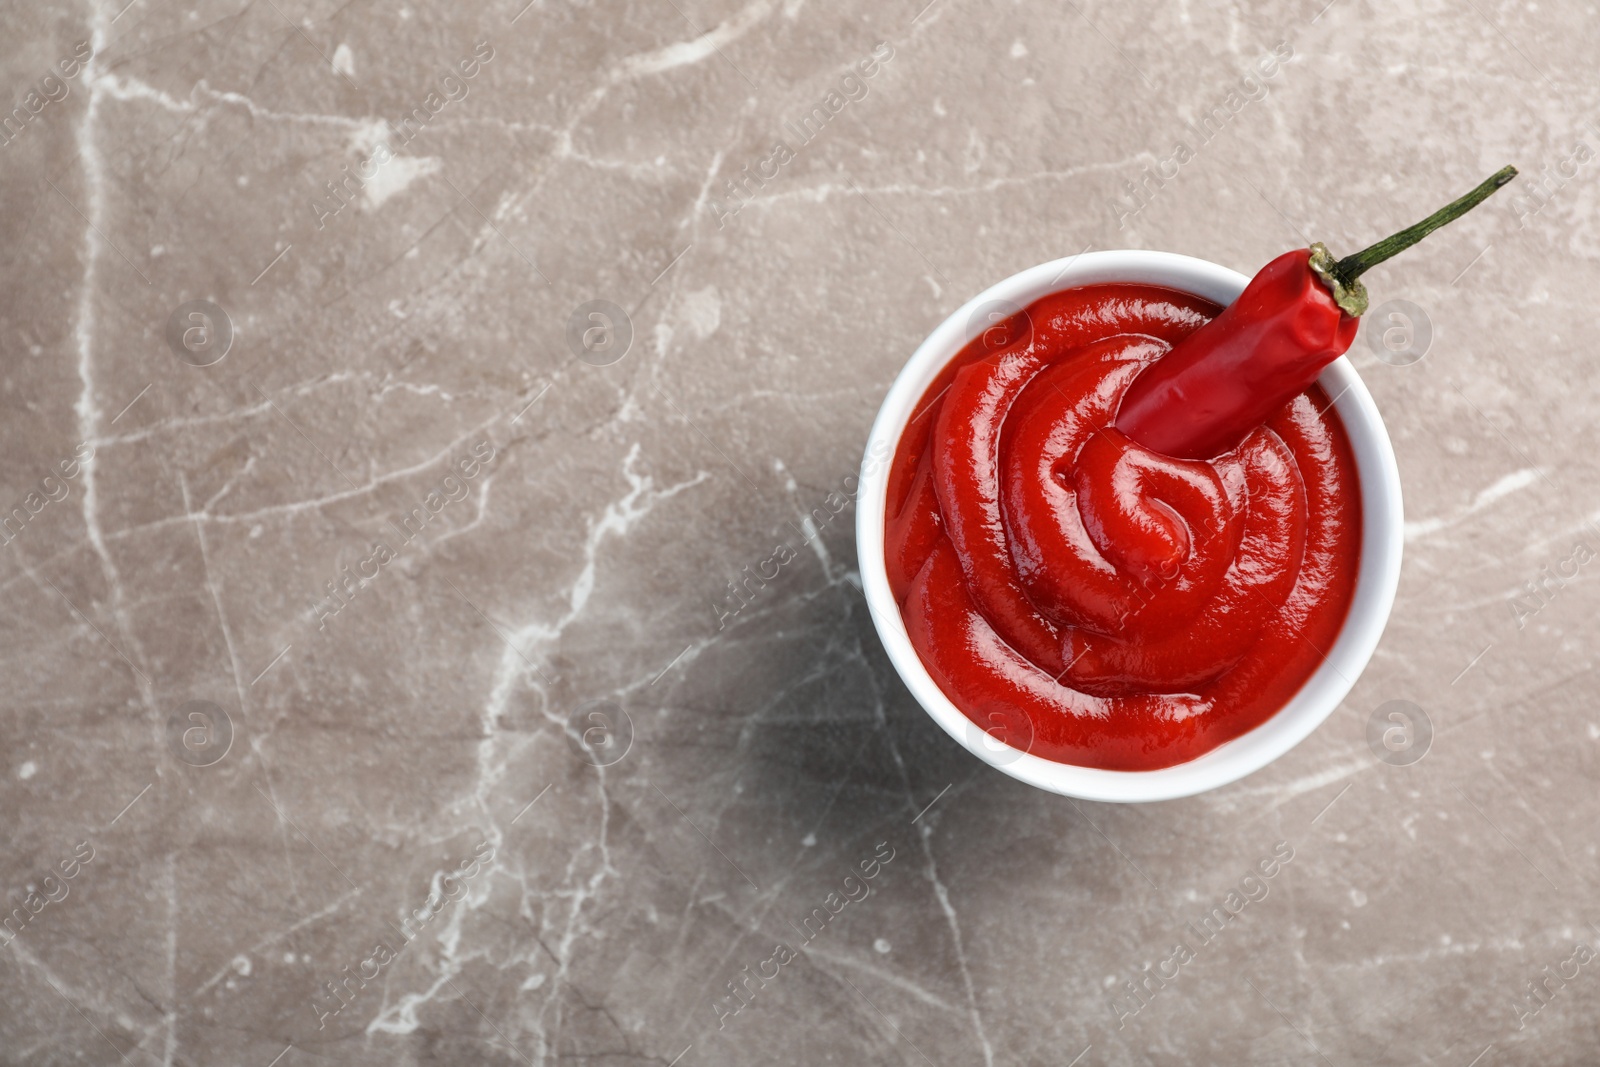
[885,284,1361,770]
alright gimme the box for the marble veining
[2,0,1599,1064]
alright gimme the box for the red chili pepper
[1117,166,1518,460]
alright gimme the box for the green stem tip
[1334,165,1518,286]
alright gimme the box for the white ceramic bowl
[856,250,1403,802]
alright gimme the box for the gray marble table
[3,0,1598,1064]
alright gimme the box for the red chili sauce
[885,284,1361,771]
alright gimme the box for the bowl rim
[855,249,1403,802]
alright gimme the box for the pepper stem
[1333,166,1518,286]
